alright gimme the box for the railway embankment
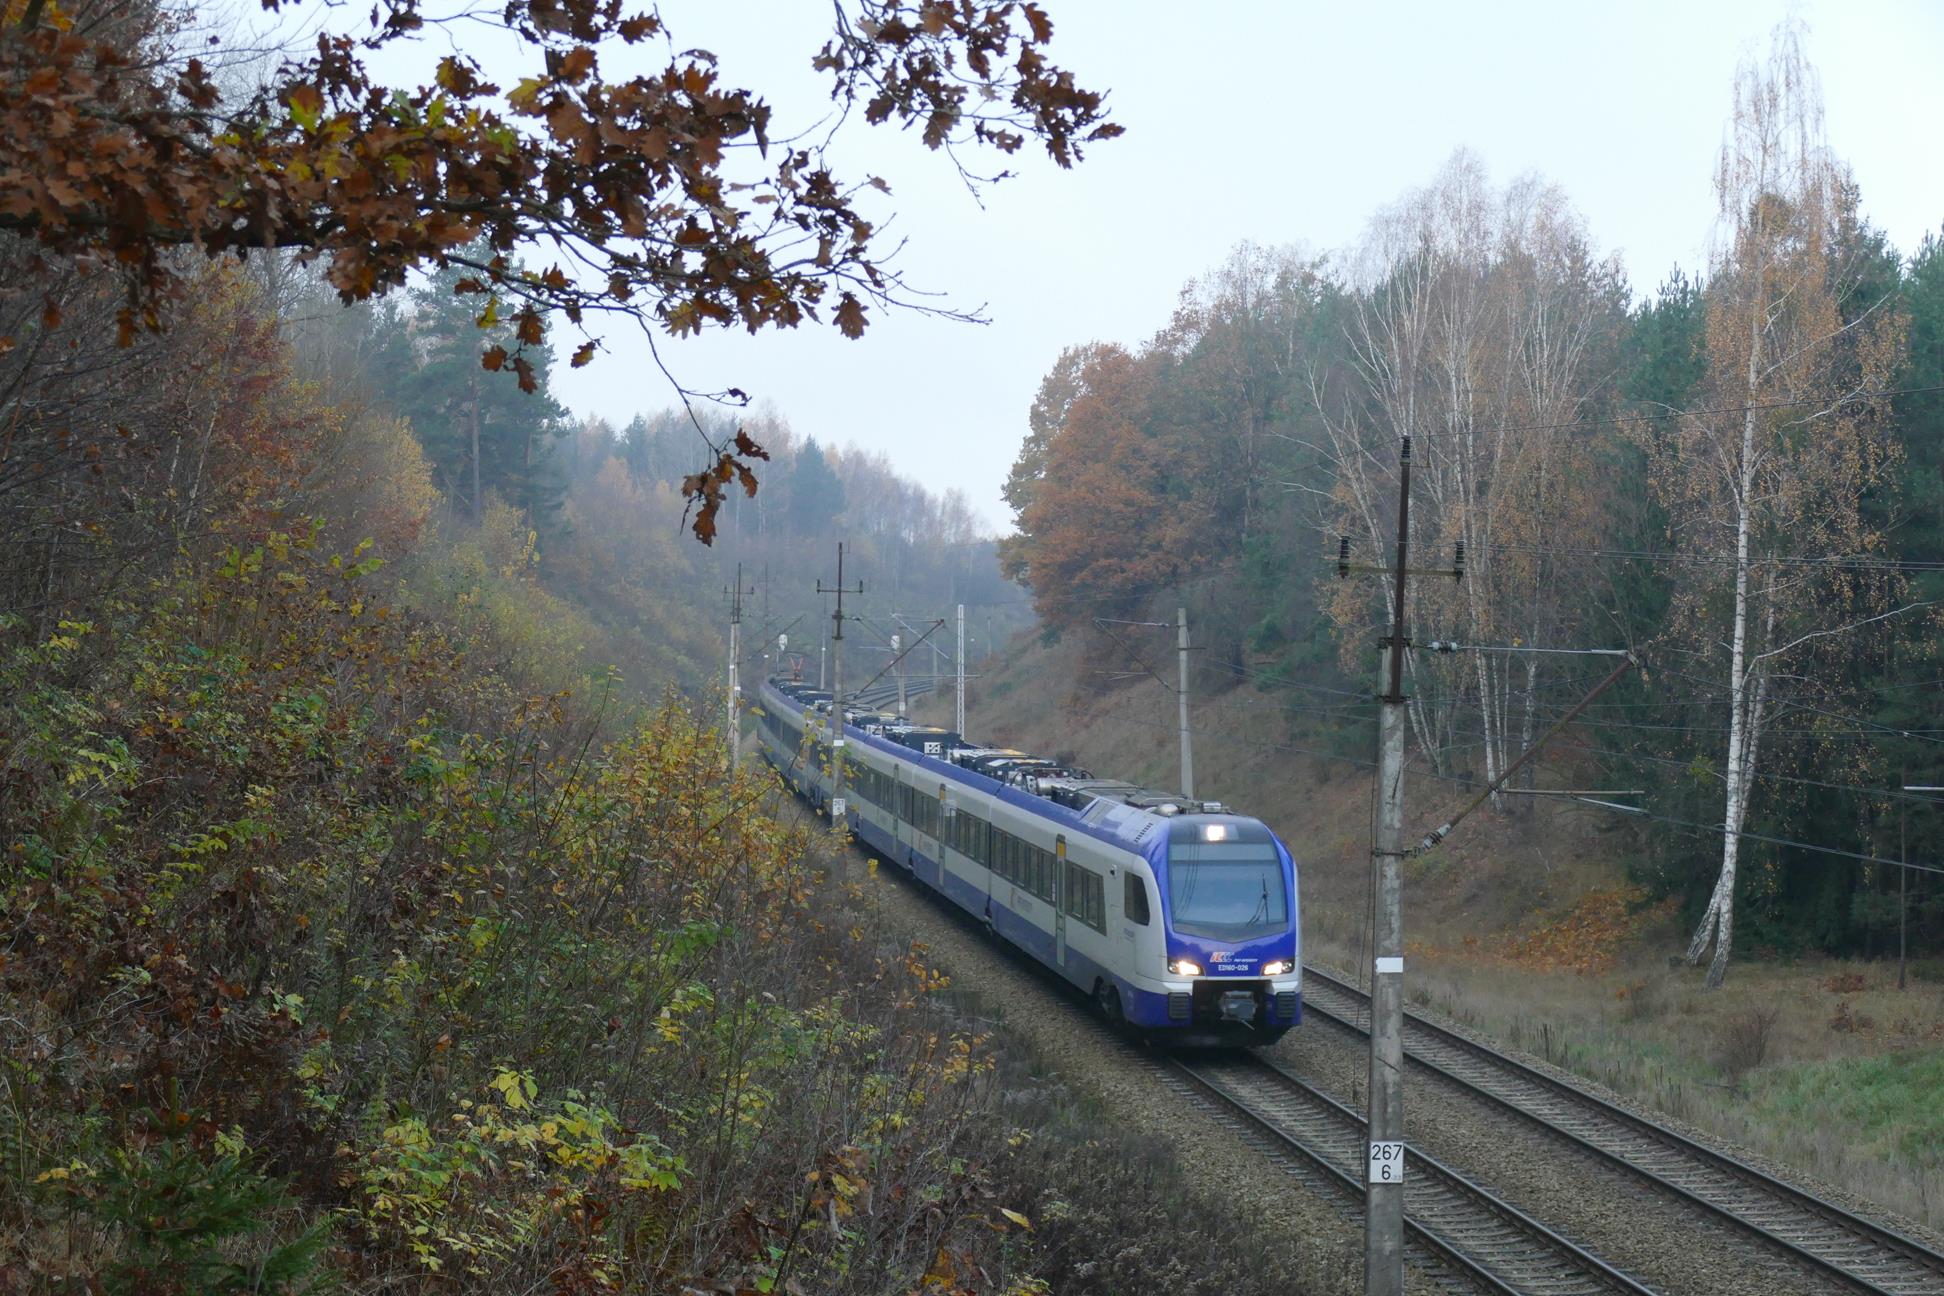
[844,829,1919,1294]
[913,635,1944,1239]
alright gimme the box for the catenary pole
[1366,436,1412,1296]
[817,543,863,828]
[956,603,966,735]
[894,633,907,718]
[1177,606,1195,798]
[726,563,743,773]
[1896,777,1943,991]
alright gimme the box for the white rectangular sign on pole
[1367,1141,1406,1185]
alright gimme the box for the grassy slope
[918,633,1944,1235]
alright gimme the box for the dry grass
[929,634,1944,1236]
[1352,945,1944,1233]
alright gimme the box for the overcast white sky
[550,1,1944,533]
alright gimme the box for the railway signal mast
[817,543,864,828]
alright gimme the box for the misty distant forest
[4,0,1942,1289]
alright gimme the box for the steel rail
[1302,965,1944,1296]
[1172,1054,1657,1296]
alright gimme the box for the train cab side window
[1124,873,1150,926]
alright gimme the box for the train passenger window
[1124,873,1151,926]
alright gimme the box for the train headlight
[1261,960,1294,977]
[1167,958,1202,977]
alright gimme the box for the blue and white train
[757,676,1302,1044]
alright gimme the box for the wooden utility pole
[1177,606,1195,799]
[817,543,863,828]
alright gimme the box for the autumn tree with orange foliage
[1003,344,1213,635]
[1,0,1116,539]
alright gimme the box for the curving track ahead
[1301,965,1944,1296]
[1173,1051,1657,1296]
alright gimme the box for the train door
[1053,835,1068,968]
[892,765,905,859]
[933,782,948,879]
[1120,868,1147,969]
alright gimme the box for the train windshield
[1166,842,1288,940]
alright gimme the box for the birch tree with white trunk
[1315,154,1622,786]
[1649,24,1906,987]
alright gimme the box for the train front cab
[1117,816,1301,1044]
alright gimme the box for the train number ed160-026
[756,675,1301,1044]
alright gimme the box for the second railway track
[1174,1051,1657,1296]
[1301,965,1944,1295]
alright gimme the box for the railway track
[1172,1052,1656,1295]
[1301,966,1944,1295]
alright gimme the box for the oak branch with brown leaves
[0,0,1117,541]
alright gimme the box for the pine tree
[371,259,569,524]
